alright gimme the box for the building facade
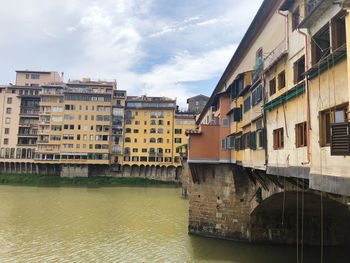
[186,0,350,244]
[0,72,195,179]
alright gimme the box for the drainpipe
[345,10,350,121]
[297,28,311,165]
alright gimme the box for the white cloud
[0,0,263,108]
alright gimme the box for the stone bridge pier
[188,163,350,246]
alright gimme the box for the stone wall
[188,163,350,245]
[188,163,255,241]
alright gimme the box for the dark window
[293,56,305,84]
[252,85,262,106]
[233,108,241,122]
[243,97,251,113]
[273,128,284,150]
[296,122,307,148]
[269,78,276,95]
[278,71,286,89]
[311,25,330,65]
[332,11,346,50]
[292,7,300,31]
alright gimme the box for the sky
[0,0,263,108]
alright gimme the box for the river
[0,185,348,262]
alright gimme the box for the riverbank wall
[0,162,182,182]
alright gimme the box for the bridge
[186,162,350,246]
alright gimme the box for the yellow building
[35,79,118,176]
[123,96,196,168]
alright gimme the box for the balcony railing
[264,40,287,71]
[20,109,40,115]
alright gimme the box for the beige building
[15,70,62,86]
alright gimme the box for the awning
[264,85,305,111]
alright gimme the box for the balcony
[299,0,331,28]
[20,109,40,116]
[264,40,287,72]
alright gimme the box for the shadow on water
[189,235,350,263]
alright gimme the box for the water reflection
[0,185,348,263]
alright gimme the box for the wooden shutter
[331,123,350,155]
[251,131,257,150]
[233,108,241,121]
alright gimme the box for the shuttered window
[331,123,350,156]
[273,128,284,150]
[251,131,257,150]
[295,122,307,148]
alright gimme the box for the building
[0,85,41,172]
[15,70,62,86]
[123,96,195,167]
[34,79,117,176]
[187,95,209,114]
[0,72,195,179]
[186,0,350,245]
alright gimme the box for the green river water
[0,185,348,262]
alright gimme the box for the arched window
[150,128,156,134]
[125,128,131,133]
[124,147,130,154]
[157,148,163,153]
[125,137,131,143]
[158,128,163,134]
[150,120,156,125]
[150,138,156,143]
[157,138,163,143]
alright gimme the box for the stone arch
[175,166,182,181]
[122,164,131,177]
[249,191,350,246]
[130,164,140,177]
[139,165,146,177]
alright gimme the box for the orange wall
[188,125,220,162]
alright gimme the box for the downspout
[345,10,350,121]
[297,28,311,165]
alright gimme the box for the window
[125,137,131,143]
[296,122,307,148]
[293,56,305,84]
[312,25,330,65]
[252,85,262,106]
[222,119,229,127]
[133,129,139,133]
[278,71,286,90]
[243,97,251,113]
[4,139,9,145]
[332,12,346,50]
[6,108,11,114]
[4,128,9,134]
[292,7,300,31]
[150,138,156,143]
[221,139,227,150]
[142,148,147,153]
[31,73,40,79]
[5,117,10,124]
[257,129,264,148]
[133,148,138,153]
[273,128,284,150]
[175,129,182,134]
[157,138,163,143]
[175,138,182,143]
[269,78,276,95]
[7,98,12,104]
[320,105,347,146]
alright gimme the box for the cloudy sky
[0,0,263,107]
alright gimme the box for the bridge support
[188,163,350,245]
